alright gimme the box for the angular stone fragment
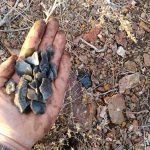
[33,66,39,76]
[26,51,39,66]
[27,88,38,100]
[35,72,46,81]
[46,46,54,59]
[37,92,44,101]
[39,78,52,100]
[5,79,16,95]
[39,51,49,76]
[15,60,32,76]
[23,75,32,82]
[143,53,150,66]
[29,80,38,89]
[77,70,92,89]
[124,60,137,72]
[119,73,140,93]
[14,77,29,113]
[117,46,126,57]
[49,63,57,80]
[30,100,46,114]
[105,94,125,124]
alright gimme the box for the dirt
[0,0,150,149]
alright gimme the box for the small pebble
[5,79,16,95]
[29,80,37,89]
[40,78,52,100]
[26,51,39,66]
[27,88,38,100]
[15,60,32,76]
[117,46,126,58]
[30,101,46,114]
[77,70,92,89]
[39,51,49,76]
[23,75,32,82]
[49,63,57,80]
[14,78,29,113]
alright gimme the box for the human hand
[0,18,71,150]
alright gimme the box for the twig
[0,27,30,32]
[139,17,150,25]
[106,0,121,9]
[94,88,118,96]
[0,0,20,27]
[9,0,34,24]
[80,38,106,52]
[126,110,149,115]
[41,0,64,22]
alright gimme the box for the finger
[54,52,71,93]
[0,77,8,88]
[0,55,17,78]
[46,53,71,116]
[39,18,59,50]
[19,20,46,58]
[51,31,66,68]
[0,55,17,87]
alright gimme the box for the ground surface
[0,0,150,150]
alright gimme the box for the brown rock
[131,94,138,103]
[115,31,127,47]
[143,53,150,66]
[119,73,140,93]
[132,120,138,130]
[124,60,137,72]
[96,105,107,120]
[64,72,96,129]
[82,25,101,43]
[105,94,125,124]
[140,21,150,32]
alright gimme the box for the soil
[0,0,150,149]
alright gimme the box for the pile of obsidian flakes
[6,47,57,114]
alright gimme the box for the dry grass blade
[80,38,106,52]
[0,0,20,27]
[41,0,65,22]
[0,27,30,32]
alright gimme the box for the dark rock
[29,80,37,89]
[26,51,39,66]
[15,60,32,76]
[77,70,92,89]
[46,46,54,59]
[27,88,38,100]
[35,72,46,81]
[14,77,29,113]
[39,51,49,76]
[33,66,39,76]
[49,63,57,80]
[30,100,46,114]
[39,78,52,100]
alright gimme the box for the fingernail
[32,20,46,36]
[47,17,59,23]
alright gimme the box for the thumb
[0,55,17,87]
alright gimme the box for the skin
[0,18,71,149]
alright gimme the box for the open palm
[0,18,71,149]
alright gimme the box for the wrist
[0,133,30,150]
